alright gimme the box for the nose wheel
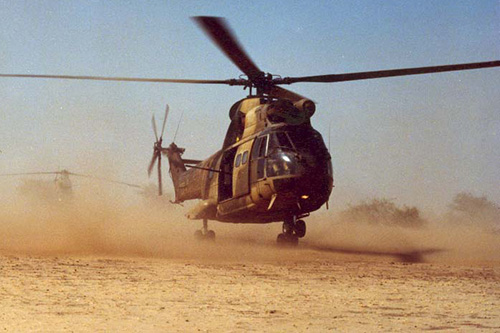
[194,219,216,241]
[277,217,306,245]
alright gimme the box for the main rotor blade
[148,152,159,177]
[193,16,264,82]
[0,73,239,85]
[66,172,141,188]
[282,60,500,84]
[0,171,59,176]
[160,104,169,139]
[152,115,159,141]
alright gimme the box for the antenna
[173,110,184,143]
[328,119,332,153]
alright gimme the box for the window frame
[235,153,242,167]
[242,151,249,164]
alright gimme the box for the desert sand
[0,194,499,332]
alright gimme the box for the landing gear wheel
[278,217,307,245]
[194,229,216,241]
[276,233,298,246]
[294,220,306,238]
[277,233,287,244]
[194,230,203,240]
[282,221,294,235]
[206,230,216,240]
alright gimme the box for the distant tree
[447,192,500,231]
[340,198,426,228]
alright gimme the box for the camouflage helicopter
[1,17,499,244]
[1,169,141,202]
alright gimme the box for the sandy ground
[1,238,499,332]
[0,243,500,332]
[0,195,499,332]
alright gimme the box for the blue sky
[0,0,498,213]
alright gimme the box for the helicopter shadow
[302,243,447,263]
[212,234,446,263]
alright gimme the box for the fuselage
[167,96,333,224]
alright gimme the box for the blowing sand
[0,192,499,331]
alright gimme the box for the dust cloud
[307,214,500,264]
[0,182,295,262]
[1,181,498,265]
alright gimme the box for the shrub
[447,192,500,231]
[340,198,426,228]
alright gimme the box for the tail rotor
[148,104,169,196]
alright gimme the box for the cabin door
[218,148,237,202]
[233,141,253,198]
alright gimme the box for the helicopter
[1,16,499,244]
[1,169,141,202]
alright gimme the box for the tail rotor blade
[160,104,169,140]
[157,154,163,196]
[152,115,159,141]
[148,152,159,177]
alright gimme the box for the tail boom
[164,143,204,202]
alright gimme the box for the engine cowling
[293,99,316,118]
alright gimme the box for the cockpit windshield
[251,128,330,180]
[265,132,298,177]
[287,128,328,158]
[266,150,297,177]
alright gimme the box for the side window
[251,136,268,179]
[251,137,262,160]
[257,159,265,179]
[242,151,248,164]
[235,154,242,167]
[258,135,268,157]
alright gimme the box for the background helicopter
[0,15,498,244]
[1,169,141,202]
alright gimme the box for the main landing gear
[194,219,216,241]
[277,216,306,245]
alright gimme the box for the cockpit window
[268,132,294,151]
[258,136,267,157]
[252,135,268,160]
[251,136,268,180]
